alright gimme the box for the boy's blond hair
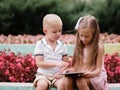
[43,14,63,30]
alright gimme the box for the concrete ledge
[0,44,120,56]
[0,82,120,90]
[0,82,33,87]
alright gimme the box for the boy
[34,14,69,90]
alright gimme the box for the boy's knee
[37,79,48,89]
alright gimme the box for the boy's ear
[43,29,47,34]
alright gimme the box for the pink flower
[9,76,16,82]
[25,67,30,72]
[9,63,15,69]
[31,60,35,66]
[0,62,4,66]
[116,66,120,74]
[5,70,10,75]
[15,58,21,63]
[16,63,22,68]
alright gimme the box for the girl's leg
[36,79,48,90]
[64,76,74,90]
[76,78,90,90]
[54,78,65,90]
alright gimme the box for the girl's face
[78,28,93,46]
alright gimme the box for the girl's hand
[68,67,75,72]
[80,70,92,78]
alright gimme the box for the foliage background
[0,0,120,35]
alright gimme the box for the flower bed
[0,33,120,44]
[0,50,120,83]
[0,50,37,82]
[104,53,120,83]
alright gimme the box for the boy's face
[44,23,62,42]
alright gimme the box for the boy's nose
[57,32,61,36]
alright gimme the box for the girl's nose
[82,37,86,41]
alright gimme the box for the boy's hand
[56,61,69,68]
[54,73,62,79]
[63,67,75,74]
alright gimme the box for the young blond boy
[34,14,69,90]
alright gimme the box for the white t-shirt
[34,37,68,76]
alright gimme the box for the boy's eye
[59,30,61,32]
[53,31,56,33]
[52,30,61,33]
[52,30,57,33]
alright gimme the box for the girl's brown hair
[73,15,100,69]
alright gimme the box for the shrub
[104,53,120,83]
[0,49,37,82]
[0,49,120,83]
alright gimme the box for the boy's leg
[33,74,52,90]
[36,79,48,90]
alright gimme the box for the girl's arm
[82,43,104,78]
[90,44,104,77]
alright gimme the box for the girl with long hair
[64,15,109,90]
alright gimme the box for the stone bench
[0,82,120,90]
[0,44,120,90]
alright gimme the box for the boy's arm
[35,55,69,69]
[57,56,70,74]
[35,55,57,68]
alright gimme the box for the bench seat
[0,82,120,90]
[0,44,120,90]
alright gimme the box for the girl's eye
[85,36,89,38]
[80,35,83,37]
[85,36,88,38]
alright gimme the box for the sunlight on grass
[104,44,120,54]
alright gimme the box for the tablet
[61,71,84,77]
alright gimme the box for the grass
[104,44,120,54]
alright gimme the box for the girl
[64,15,109,90]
